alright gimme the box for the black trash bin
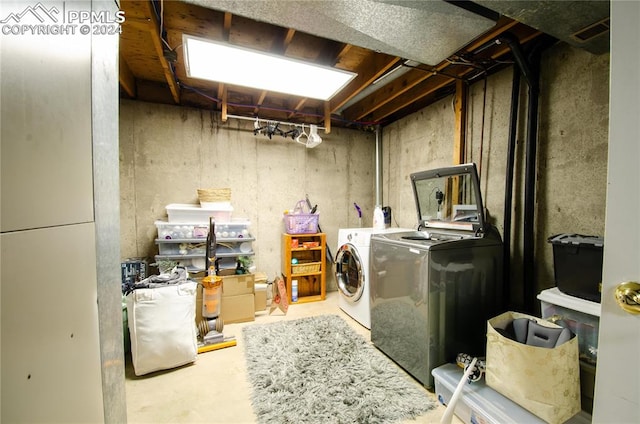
[548,233,604,303]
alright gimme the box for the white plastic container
[432,363,591,424]
[373,205,385,229]
[537,287,600,364]
[158,241,206,255]
[538,287,601,413]
[199,201,232,209]
[212,220,252,239]
[156,219,251,240]
[166,203,233,223]
[155,221,209,239]
[291,279,298,302]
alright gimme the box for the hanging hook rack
[229,114,326,133]
[228,114,325,147]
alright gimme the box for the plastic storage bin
[538,287,600,364]
[283,213,319,234]
[538,287,601,413]
[548,233,603,303]
[157,241,207,255]
[432,363,591,424]
[211,220,252,239]
[166,203,233,223]
[156,219,251,240]
[156,221,210,239]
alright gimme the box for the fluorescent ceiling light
[183,34,356,101]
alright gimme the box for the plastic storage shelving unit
[154,220,254,273]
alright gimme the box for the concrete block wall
[119,101,378,291]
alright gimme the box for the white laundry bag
[127,280,198,376]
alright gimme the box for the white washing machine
[335,227,411,328]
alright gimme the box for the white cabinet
[1,225,104,423]
[1,5,94,232]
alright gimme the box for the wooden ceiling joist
[330,54,402,113]
[221,86,228,121]
[315,41,350,67]
[277,28,296,54]
[343,67,432,121]
[453,79,467,165]
[288,98,308,119]
[368,74,456,122]
[342,19,531,124]
[119,54,136,98]
[145,1,180,104]
[223,12,232,41]
[253,91,268,115]
[324,102,331,134]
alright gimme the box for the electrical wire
[160,0,163,47]
[151,0,175,52]
[179,82,382,128]
[402,62,466,81]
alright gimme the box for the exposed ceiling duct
[474,1,610,55]
[183,0,498,66]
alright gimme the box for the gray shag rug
[242,314,436,423]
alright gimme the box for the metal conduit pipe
[375,125,382,206]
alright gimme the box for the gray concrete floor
[125,291,455,423]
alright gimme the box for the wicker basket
[291,262,321,275]
[197,188,231,203]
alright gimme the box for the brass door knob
[614,282,640,314]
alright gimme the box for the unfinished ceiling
[474,1,610,55]
[118,0,609,130]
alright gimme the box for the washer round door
[335,243,365,302]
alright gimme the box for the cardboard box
[255,283,268,311]
[254,271,268,284]
[221,294,255,324]
[221,273,255,297]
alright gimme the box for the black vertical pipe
[495,33,536,312]
[475,33,554,312]
[503,66,521,308]
[523,49,542,313]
